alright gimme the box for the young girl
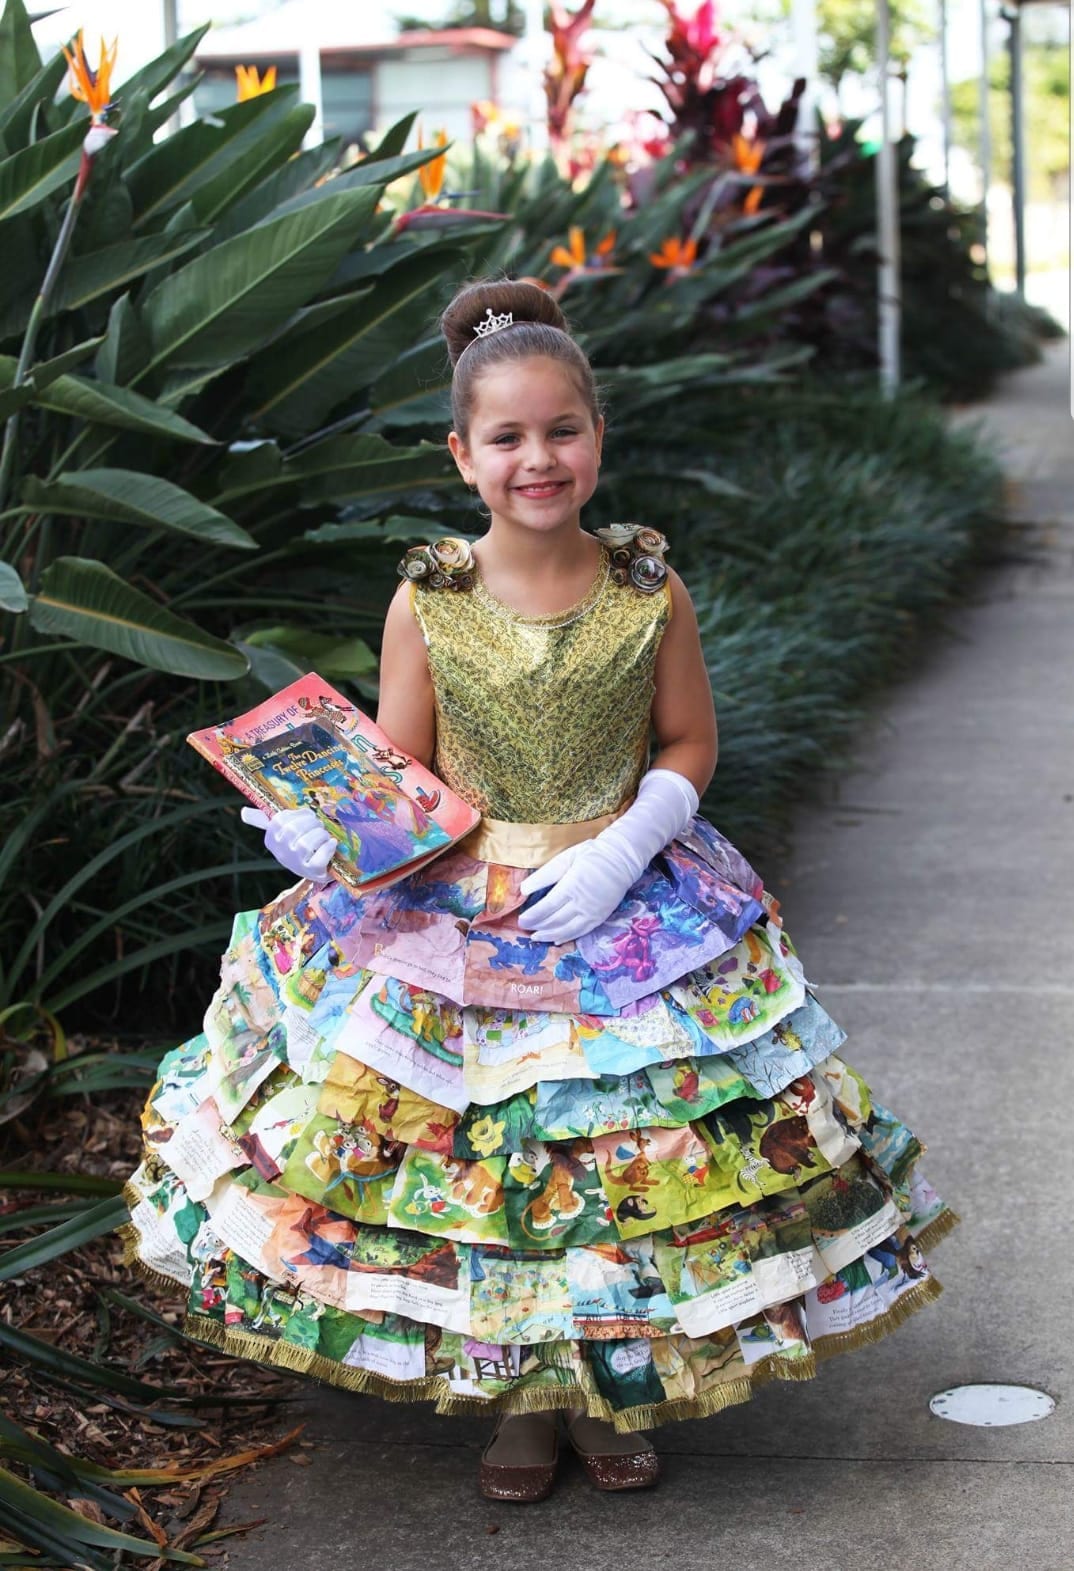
[124,278,955,1503]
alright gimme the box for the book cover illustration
[188,674,480,894]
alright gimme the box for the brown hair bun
[439,275,599,438]
[440,279,569,367]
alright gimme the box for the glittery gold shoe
[564,1414,660,1492]
[478,1412,559,1503]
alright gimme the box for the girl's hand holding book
[241,805,336,883]
[517,769,699,945]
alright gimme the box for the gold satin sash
[457,800,632,868]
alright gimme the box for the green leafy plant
[0,0,1012,1036]
[0,5,493,1026]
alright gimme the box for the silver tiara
[473,306,514,339]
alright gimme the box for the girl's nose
[523,441,556,470]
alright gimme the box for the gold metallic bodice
[410,545,671,823]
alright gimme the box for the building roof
[196,6,516,63]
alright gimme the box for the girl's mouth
[512,481,569,498]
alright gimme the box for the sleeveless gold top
[403,529,672,824]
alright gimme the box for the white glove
[240,805,337,883]
[516,768,699,945]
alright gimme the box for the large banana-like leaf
[142,76,202,142]
[210,140,340,246]
[245,247,464,436]
[0,119,83,223]
[206,433,452,508]
[0,561,26,611]
[0,229,210,337]
[244,624,377,677]
[363,111,418,161]
[0,381,31,419]
[730,267,840,323]
[94,293,150,386]
[141,184,382,373]
[191,103,315,226]
[370,338,452,426]
[125,85,303,228]
[289,433,454,502]
[0,359,213,444]
[23,470,253,549]
[113,23,210,118]
[0,0,40,106]
[28,338,103,386]
[272,145,454,221]
[0,39,66,146]
[28,558,249,678]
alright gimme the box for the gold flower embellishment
[595,523,670,593]
[399,536,476,591]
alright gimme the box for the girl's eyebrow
[484,411,583,431]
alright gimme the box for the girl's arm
[375,581,436,768]
[650,569,718,798]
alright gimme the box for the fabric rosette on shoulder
[398,537,476,591]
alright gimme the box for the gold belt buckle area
[459,801,633,869]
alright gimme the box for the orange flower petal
[417,126,448,200]
[64,30,117,118]
[236,63,279,101]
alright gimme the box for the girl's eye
[552,427,578,438]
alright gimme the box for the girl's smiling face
[448,355,604,536]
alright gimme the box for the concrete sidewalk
[218,345,1073,1571]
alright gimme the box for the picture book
[188,673,480,894]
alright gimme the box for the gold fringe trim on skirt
[118,1186,956,1435]
[913,1207,960,1254]
[161,1272,946,1436]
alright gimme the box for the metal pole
[161,0,181,135]
[938,0,951,193]
[790,0,820,172]
[299,34,325,148]
[1005,3,1027,294]
[978,0,992,258]
[876,0,901,393]
[522,0,548,154]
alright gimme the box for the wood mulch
[0,1047,307,1567]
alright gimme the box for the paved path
[219,345,1073,1571]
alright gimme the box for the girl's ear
[447,430,474,486]
[594,414,605,467]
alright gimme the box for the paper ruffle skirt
[124,817,955,1431]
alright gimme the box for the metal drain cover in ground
[929,1384,1055,1426]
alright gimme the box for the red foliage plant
[545,0,597,150]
